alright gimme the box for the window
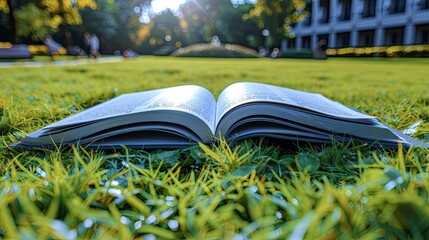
[385,27,404,45]
[338,0,352,21]
[302,36,312,49]
[319,0,330,23]
[337,32,351,47]
[416,24,429,44]
[389,0,406,13]
[288,39,296,48]
[359,30,375,46]
[362,0,376,17]
[420,0,429,9]
[422,30,429,43]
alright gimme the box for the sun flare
[151,0,188,13]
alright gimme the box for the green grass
[1,57,429,239]
[0,55,86,63]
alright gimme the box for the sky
[137,0,188,24]
[151,0,188,13]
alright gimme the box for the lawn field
[1,57,429,239]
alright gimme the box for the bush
[152,46,178,56]
[326,44,429,58]
[171,43,260,58]
[281,48,314,59]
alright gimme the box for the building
[291,0,429,49]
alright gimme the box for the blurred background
[0,0,428,57]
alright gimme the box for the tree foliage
[0,0,8,13]
[95,0,153,48]
[177,0,263,48]
[80,0,119,39]
[1,0,307,52]
[39,0,97,23]
[1,0,97,41]
[14,3,61,40]
[244,0,308,48]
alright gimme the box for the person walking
[83,32,92,58]
[44,34,62,61]
[90,33,100,58]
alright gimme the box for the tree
[0,0,8,12]
[244,0,308,48]
[178,0,263,48]
[0,0,17,42]
[208,2,264,48]
[57,0,119,54]
[0,0,97,42]
[80,0,119,39]
[112,0,154,51]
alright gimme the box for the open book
[11,82,428,150]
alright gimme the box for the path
[0,56,123,68]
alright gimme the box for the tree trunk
[57,0,68,46]
[6,0,17,43]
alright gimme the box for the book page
[216,82,374,124]
[48,85,217,132]
[269,85,374,120]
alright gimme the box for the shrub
[171,43,260,58]
[281,48,314,59]
[326,44,429,57]
[152,46,178,56]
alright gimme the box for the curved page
[216,82,376,126]
[34,85,217,137]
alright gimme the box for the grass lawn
[1,57,429,239]
[0,55,87,63]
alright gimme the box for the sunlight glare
[151,0,188,13]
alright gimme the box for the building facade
[291,0,429,49]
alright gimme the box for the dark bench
[0,44,33,59]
